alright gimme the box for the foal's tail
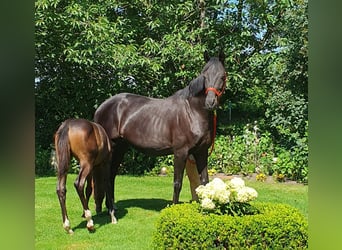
[54,121,71,175]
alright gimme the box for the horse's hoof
[87,226,95,232]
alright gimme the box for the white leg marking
[109,209,117,224]
[84,210,94,230]
[63,218,73,234]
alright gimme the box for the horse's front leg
[103,158,117,224]
[173,152,187,204]
[107,143,128,211]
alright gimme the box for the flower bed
[152,202,308,249]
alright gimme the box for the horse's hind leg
[81,173,93,218]
[56,172,73,234]
[74,162,94,231]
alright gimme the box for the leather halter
[205,72,227,97]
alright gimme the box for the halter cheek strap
[205,72,227,97]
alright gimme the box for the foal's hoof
[65,228,74,234]
[87,226,95,232]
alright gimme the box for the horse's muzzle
[205,94,218,110]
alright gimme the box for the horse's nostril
[205,97,217,110]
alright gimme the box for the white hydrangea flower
[201,197,216,210]
[236,187,258,203]
[196,184,215,200]
[229,177,245,190]
[196,176,258,211]
[210,178,227,190]
[215,189,230,204]
[195,185,205,197]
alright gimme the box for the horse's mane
[172,74,205,98]
[201,57,221,72]
[173,57,223,98]
[172,85,191,98]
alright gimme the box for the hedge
[152,202,308,249]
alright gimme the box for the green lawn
[35,174,308,249]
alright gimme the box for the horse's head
[202,51,226,110]
[188,51,226,110]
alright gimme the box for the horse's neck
[173,86,190,98]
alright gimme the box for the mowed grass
[35,174,308,249]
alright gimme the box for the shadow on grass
[72,198,172,233]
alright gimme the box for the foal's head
[202,51,226,110]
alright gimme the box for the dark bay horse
[54,118,116,234]
[94,52,226,206]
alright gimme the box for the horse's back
[64,119,110,164]
[94,93,156,138]
[94,92,210,155]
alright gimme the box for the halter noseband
[205,72,227,97]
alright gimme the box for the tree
[35,0,308,177]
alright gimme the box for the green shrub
[208,121,308,183]
[35,146,55,176]
[208,123,276,176]
[119,148,158,175]
[145,155,174,176]
[152,202,308,249]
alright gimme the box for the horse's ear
[218,51,225,65]
[204,51,210,62]
[189,75,205,96]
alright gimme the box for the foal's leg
[56,172,73,234]
[82,173,93,218]
[173,152,187,204]
[74,162,94,231]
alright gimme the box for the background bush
[35,0,308,178]
[153,202,308,249]
[208,121,308,183]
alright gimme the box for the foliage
[35,0,308,178]
[208,121,308,183]
[152,202,308,249]
[145,155,174,176]
[35,146,55,176]
[209,122,275,175]
[265,84,308,148]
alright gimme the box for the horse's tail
[54,121,71,175]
